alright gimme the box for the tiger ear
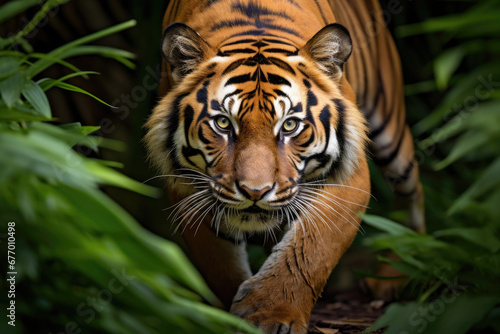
[302,23,352,81]
[161,22,212,82]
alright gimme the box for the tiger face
[146,22,368,235]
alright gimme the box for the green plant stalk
[2,0,70,49]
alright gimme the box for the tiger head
[145,22,368,235]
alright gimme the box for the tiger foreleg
[230,161,370,334]
[174,202,252,310]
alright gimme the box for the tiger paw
[230,277,309,334]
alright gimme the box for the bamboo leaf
[0,71,27,108]
[37,71,99,91]
[21,79,51,117]
[434,47,466,90]
[363,214,417,236]
[0,56,21,80]
[46,80,114,107]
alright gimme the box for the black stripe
[286,0,302,8]
[267,57,296,75]
[229,29,270,38]
[289,102,303,114]
[333,99,346,158]
[196,85,210,124]
[198,124,211,145]
[264,48,298,56]
[267,73,290,86]
[262,38,296,46]
[211,19,252,31]
[305,90,318,126]
[313,0,329,25]
[172,0,181,21]
[182,145,207,169]
[232,1,294,21]
[184,105,194,143]
[274,89,286,97]
[373,130,404,167]
[204,0,221,8]
[386,160,414,185]
[225,73,252,86]
[328,99,346,175]
[166,94,188,169]
[369,113,392,138]
[305,105,333,173]
[220,48,256,55]
[299,130,315,148]
[255,23,300,37]
[222,38,257,47]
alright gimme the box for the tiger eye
[283,119,298,132]
[216,116,231,130]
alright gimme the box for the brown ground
[308,289,386,334]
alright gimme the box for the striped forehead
[213,38,302,120]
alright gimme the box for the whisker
[299,182,374,199]
[298,193,363,234]
[299,189,366,230]
[294,199,322,235]
[300,187,370,208]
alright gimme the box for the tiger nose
[237,182,274,201]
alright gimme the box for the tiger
[145,0,424,333]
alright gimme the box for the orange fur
[145,1,424,333]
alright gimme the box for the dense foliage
[365,1,500,333]
[0,1,257,333]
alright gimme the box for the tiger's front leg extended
[231,160,370,334]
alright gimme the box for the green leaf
[450,157,500,214]
[27,52,83,74]
[45,80,114,107]
[21,80,51,118]
[420,100,500,150]
[434,131,489,170]
[413,61,500,136]
[85,162,159,198]
[59,122,100,136]
[434,226,500,252]
[0,71,27,108]
[397,1,500,37]
[363,214,417,236]
[0,105,51,121]
[58,45,136,69]
[37,71,99,91]
[368,295,500,334]
[0,56,21,79]
[434,47,466,90]
[0,0,41,24]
